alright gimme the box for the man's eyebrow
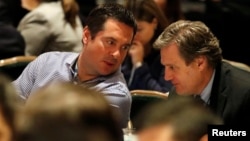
[103,36,116,40]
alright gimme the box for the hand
[129,41,144,67]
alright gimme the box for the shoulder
[0,24,24,43]
[0,24,25,56]
[25,52,77,79]
[35,2,62,19]
[18,10,47,30]
[0,24,20,35]
[18,2,61,25]
[221,61,250,84]
[34,51,78,65]
[33,2,61,13]
[37,51,78,58]
[95,70,130,96]
[217,62,250,99]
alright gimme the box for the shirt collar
[200,69,216,104]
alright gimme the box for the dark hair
[75,0,97,26]
[85,3,137,39]
[16,82,123,141]
[39,0,79,28]
[154,20,222,68]
[126,0,169,44]
[159,0,184,23]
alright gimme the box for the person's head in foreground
[15,82,123,141]
[154,20,222,95]
[0,73,20,141]
[135,97,223,141]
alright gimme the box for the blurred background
[1,0,250,65]
[96,0,250,66]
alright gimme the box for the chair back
[0,56,36,80]
[223,59,250,72]
[129,90,168,129]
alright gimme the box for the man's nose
[110,49,121,58]
[164,70,173,81]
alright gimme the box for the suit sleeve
[129,63,172,93]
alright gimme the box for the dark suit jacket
[122,49,172,93]
[0,0,25,59]
[168,61,250,126]
[0,23,25,59]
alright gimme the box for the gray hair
[154,20,222,68]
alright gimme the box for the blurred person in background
[0,73,21,141]
[0,0,25,59]
[16,82,123,141]
[134,97,223,141]
[154,0,184,24]
[3,0,28,27]
[18,0,83,56]
[122,0,172,93]
[13,3,137,128]
[75,0,97,26]
[154,20,250,126]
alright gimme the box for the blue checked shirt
[13,51,131,127]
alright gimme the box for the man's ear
[199,134,208,141]
[83,26,91,45]
[196,55,207,70]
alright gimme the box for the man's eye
[121,45,130,50]
[169,66,174,70]
[137,28,142,32]
[107,40,114,45]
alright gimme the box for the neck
[76,54,97,82]
[197,67,214,94]
[22,1,40,11]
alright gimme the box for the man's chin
[176,91,191,96]
[100,70,116,76]
[176,89,188,96]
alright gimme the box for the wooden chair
[0,56,36,80]
[129,90,168,129]
[130,89,169,98]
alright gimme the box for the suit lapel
[169,62,230,117]
[209,62,229,116]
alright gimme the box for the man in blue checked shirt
[13,3,137,128]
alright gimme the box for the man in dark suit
[153,20,250,126]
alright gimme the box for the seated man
[16,82,123,141]
[12,3,137,128]
[154,20,250,125]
